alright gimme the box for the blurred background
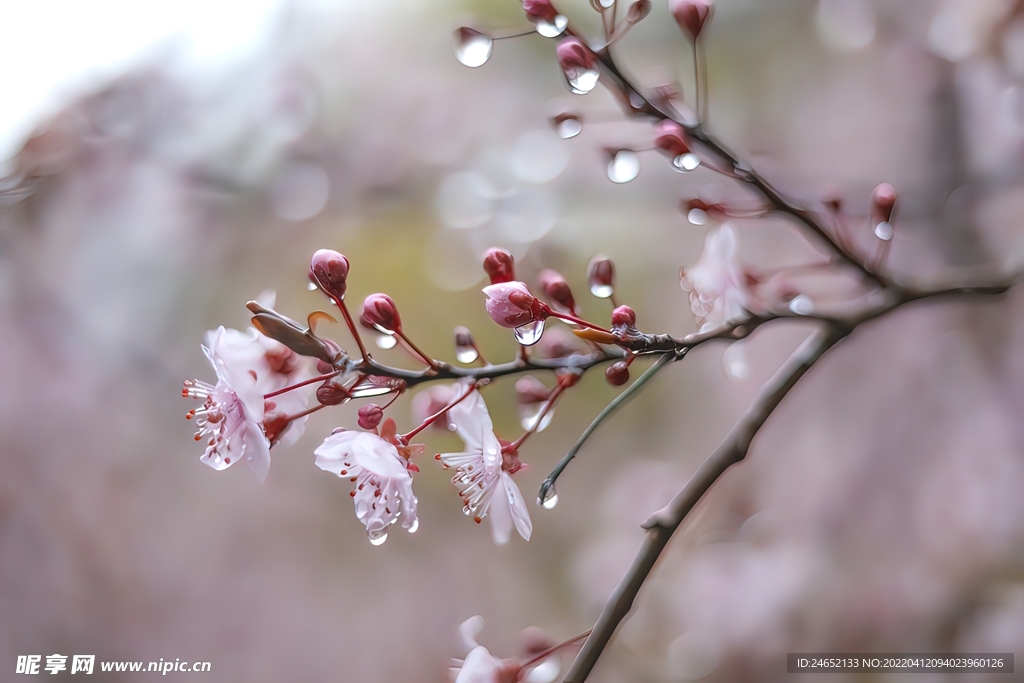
[3,0,1024,680]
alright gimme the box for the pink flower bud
[669,0,714,39]
[309,249,350,300]
[538,269,578,315]
[359,293,401,334]
[357,404,384,430]
[522,0,558,22]
[605,361,630,386]
[556,37,597,73]
[870,183,897,225]
[483,281,550,328]
[587,254,615,298]
[654,120,690,157]
[611,305,636,327]
[628,0,652,23]
[482,247,516,284]
[515,376,551,405]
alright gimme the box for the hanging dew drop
[687,208,709,225]
[590,282,613,298]
[368,529,388,546]
[874,221,893,241]
[538,483,559,509]
[555,116,583,139]
[454,28,493,68]
[534,14,568,37]
[564,67,599,95]
[513,319,546,346]
[788,295,814,315]
[519,404,555,433]
[376,334,397,350]
[607,149,640,183]
[672,153,701,172]
[408,518,419,534]
[456,346,479,364]
[307,282,318,291]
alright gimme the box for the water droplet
[564,66,599,95]
[874,221,893,241]
[533,14,568,37]
[519,404,555,433]
[376,334,397,350]
[555,115,583,139]
[307,282,318,291]
[349,384,394,399]
[455,28,492,68]
[463,504,473,516]
[672,153,701,172]
[628,90,645,109]
[598,0,615,8]
[373,323,396,336]
[448,422,458,432]
[788,295,814,315]
[722,342,749,380]
[456,346,479,364]
[590,283,613,298]
[514,319,546,346]
[687,208,708,225]
[408,518,419,534]
[538,483,559,509]
[368,529,388,546]
[607,149,640,184]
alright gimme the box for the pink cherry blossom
[483,281,547,329]
[438,386,532,544]
[681,225,760,333]
[314,430,419,542]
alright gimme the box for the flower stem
[396,330,439,370]
[549,311,613,334]
[400,382,477,442]
[505,383,567,452]
[334,296,370,362]
[263,371,340,399]
[520,630,593,669]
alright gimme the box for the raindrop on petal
[376,333,398,350]
[687,208,708,225]
[514,319,546,346]
[534,14,568,38]
[554,115,583,139]
[607,149,640,183]
[874,221,893,241]
[788,295,814,315]
[672,153,701,172]
[455,28,493,67]
[538,483,559,509]
[456,347,479,364]
[368,529,388,546]
[408,518,419,534]
[564,67,600,95]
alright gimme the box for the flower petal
[502,472,532,542]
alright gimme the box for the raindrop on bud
[557,37,599,95]
[688,208,709,225]
[376,334,397,349]
[368,529,388,546]
[454,28,493,68]
[788,295,814,315]
[307,282,318,291]
[672,153,701,172]
[514,319,546,346]
[587,254,615,298]
[360,293,401,334]
[454,326,479,363]
[605,361,630,386]
[537,481,559,509]
[534,15,568,37]
[874,221,893,241]
[552,113,583,139]
[607,149,640,183]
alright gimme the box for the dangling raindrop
[873,221,893,241]
[463,504,474,516]
[454,28,493,68]
[672,153,701,172]
[376,333,397,350]
[590,282,613,298]
[514,319,546,346]
[538,482,559,509]
[534,14,568,37]
[788,295,814,315]
[307,282,318,291]
[519,404,555,432]
[456,346,479,364]
[408,518,419,534]
[372,323,396,336]
[554,114,583,139]
[722,342,750,380]
[368,529,388,546]
[607,149,640,184]
[687,208,709,225]
[564,66,599,95]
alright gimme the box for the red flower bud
[654,120,690,157]
[522,0,558,22]
[870,183,897,225]
[309,249,350,300]
[483,282,550,328]
[669,0,714,40]
[556,37,597,73]
[605,361,630,386]
[482,247,516,284]
[538,269,578,315]
[611,305,636,327]
[359,293,401,334]
[357,404,384,430]
[587,254,615,298]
